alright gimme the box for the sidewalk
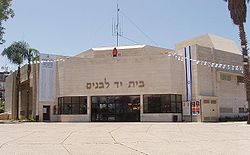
[0,122,250,155]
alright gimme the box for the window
[220,107,233,113]
[58,96,87,115]
[170,95,176,112]
[220,73,231,81]
[72,97,80,114]
[211,100,217,104]
[237,76,244,83]
[0,91,3,99]
[176,95,182,112]
[91,95,140,122]
[143,94,182,113]
[203,100,210,104]
[0,82,4,90]
[0,74,4,81]
[239,107,246,113]
[148,97,161,113]
[79,97,87,114]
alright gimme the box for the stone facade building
[4,34,248,122]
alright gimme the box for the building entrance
[43,106,50,121]
[91,95,140,122]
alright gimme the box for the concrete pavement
[0,122,250,155]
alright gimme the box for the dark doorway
[43,106,50,121]
[91,95,140,122]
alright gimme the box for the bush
[0,100,4,113]
[219,115,247,122]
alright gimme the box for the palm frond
[225,0,248,25]
[23,48,40,62]
[1,41,29,65]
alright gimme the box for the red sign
[192,101,200,115]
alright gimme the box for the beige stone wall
[59,54,184,97]
[141,113,182,122]
[196,46,246,118]
[5,73,14,115]
[217,72,246,118]
[56,47,185,122]
[176,42,246,119]
[57,115,89,122]
[5,35,246,122]
[4,64,39,120]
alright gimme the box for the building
[4,34,248,122]
[0,71,9,101]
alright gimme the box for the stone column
[140,94,143,122]
[87,96,91,122]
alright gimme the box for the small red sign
[192,101,200,115]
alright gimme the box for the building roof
[175,34,241,55]
[75,45,173,58]
[91,45,147,51]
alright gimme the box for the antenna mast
[116,4,120,46]
[112,3,121,47]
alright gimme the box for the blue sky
[0,0,250,70]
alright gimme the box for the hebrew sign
[86,78,145,90]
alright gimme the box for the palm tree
[23,48,39,119]
[1,41,28,119]
[225,0,250,124]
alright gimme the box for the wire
[120,10,159,46]
[119,34,141,44]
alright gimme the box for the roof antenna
[112,3,122,47]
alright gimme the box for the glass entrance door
[43,106,50,121]
[91,95,140,122]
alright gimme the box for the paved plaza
[0,122,250,155]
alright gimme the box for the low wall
[57,115,90,122]
[141,113,182,122]
[0,113,10,120]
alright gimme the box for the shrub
[0,100,4,113]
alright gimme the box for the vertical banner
[184,46,192,101]
[39,54,56,101]
[184,46,192,115]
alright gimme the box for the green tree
[1,41,28,119]
[0,0,14,44]
[225,0,250,124]
[23,48,39,119]
[0,100,4,113]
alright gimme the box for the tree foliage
[0,0,14,44]
[23,48,40,63]
[224,0,249,25]
[1,41,29,66]
[0,100,4,113]
[1,41,40,67]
